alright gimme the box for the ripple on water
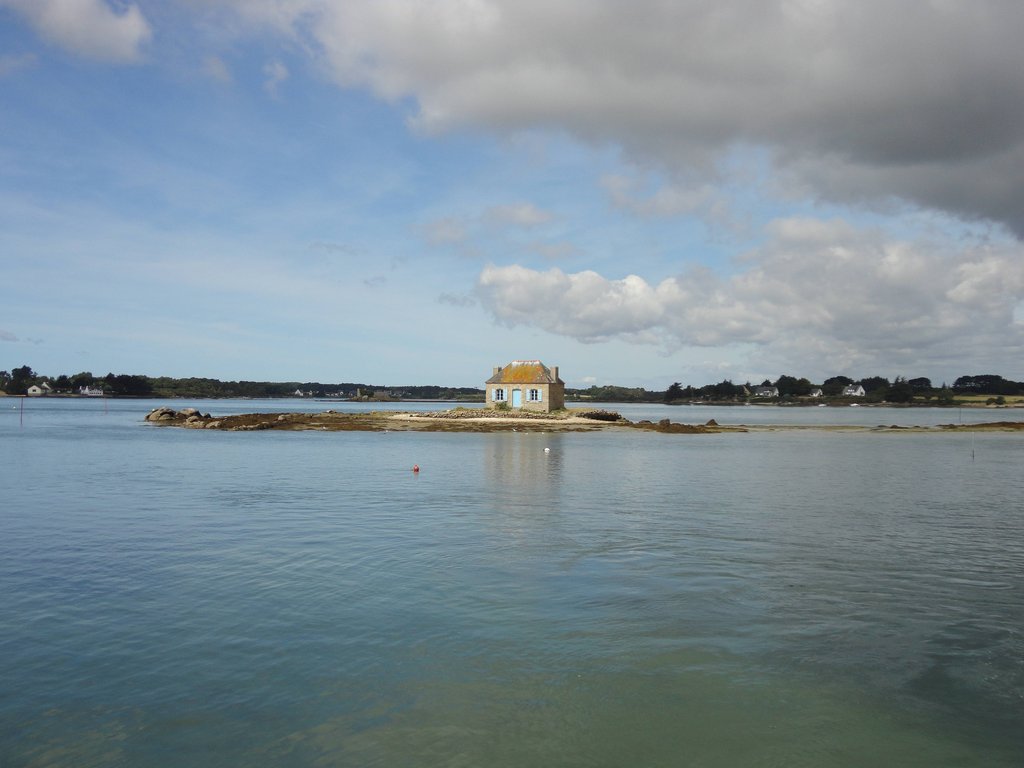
[1,417,1022,766]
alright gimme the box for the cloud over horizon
[477,217,1024,379]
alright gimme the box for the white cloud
[602,175,716,219]
[1,0,152,62]
[0,328,19,342]
[601,172,746,233]
[421,202,554,254]
[485,202,553,228]
[203,55,232,83]
[423,217,468,246]
[476,264,671,343]
[263,58,289,95]
[218,0,1024,236]
[477,218,1024,378]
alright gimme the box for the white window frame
[493,388,506,402]
[528,388,542,402]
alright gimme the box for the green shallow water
[1,400,1022,766]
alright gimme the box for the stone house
[486,360,565,413]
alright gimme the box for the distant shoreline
[6,392,1023,410]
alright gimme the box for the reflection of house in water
[482,433,565,515]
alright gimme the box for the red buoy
[412,464,420,473]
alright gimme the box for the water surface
[2,399,1022,766]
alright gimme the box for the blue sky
[3,1,1024,389]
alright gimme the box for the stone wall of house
[487,381,565,412]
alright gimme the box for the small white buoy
[544,447,550,453]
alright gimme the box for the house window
[528,388,542,402]
[493,388,506,402]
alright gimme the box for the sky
[2,0,1024,390]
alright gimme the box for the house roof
[486,360,563,385]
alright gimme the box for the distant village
[1,363,1022,406]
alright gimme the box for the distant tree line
[565,385,660,402]
[3,364,1023,404]
[950,374,1024,395]
[0,366,486,400]
[663,373,1024,405]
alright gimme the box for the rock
[658,418,672,428]
[180,408,200,417]
[706,419,719,426]
[578,409,624,422]
[145,406,178,422]
[205,421,222,429]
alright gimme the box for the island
[143,406,727,433]
[143,406,1024,435]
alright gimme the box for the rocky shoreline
[143,406,1024,435]
[143,406,731,433]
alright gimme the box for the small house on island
[486,360,565,413]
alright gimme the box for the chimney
[551,366,559,382]
[493,366,500,376]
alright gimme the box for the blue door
[511,389,522,408]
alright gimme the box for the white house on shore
[842,384,866,397]
[486,360,565,413]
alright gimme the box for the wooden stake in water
[20,396,24,428]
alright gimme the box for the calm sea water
[2,399,1022,767]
